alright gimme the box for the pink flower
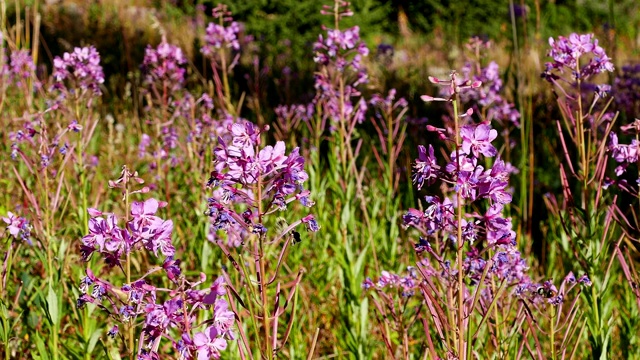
[194,326,227,360]
[461,123,498,158]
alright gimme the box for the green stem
[256,171,272,359]
[550,306,556,360]
[386,110,394,192]
[338,77,347,178]
[453,97,466,360]
[124,185,134,358]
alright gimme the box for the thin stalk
[386,108,394,193]
[575,67,588,212]
[124,184,134,358]
[550,305,556,360]
[307,328,320,360]
[218,14,232,109]
[492,278,502,357]
[465,258,493,359]
[236,250,264,353]
[256,174,272,359]
[452,97,465,360]
[338,77,347,177]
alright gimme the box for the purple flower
[193,326,227,360]
[544,33,614,80]
[107,325,119,339]
[461,123,498,158]
[412,145,438,190]
[67,120,83,132]
[142,40,187,92]
[578,274,592,286]
[2,211,32,244]
[201,6,241,56]
[9,49,36,86]
[302,215,320,232]
[52,46,104,95]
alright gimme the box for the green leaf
[34,332,51,360]
[201,238,212,273]
[58,239,69,263]
[47,285,59,326]
[87,329,103,354]
[340,203,351,228]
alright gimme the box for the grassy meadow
[1,0,640,359]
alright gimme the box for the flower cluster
[362,267,420,297]
[608,132,639,177]
[9,49,36,87]
[201,5,241,56]
[77,169,233,359]
[52,46,104,96]
[313,26,369,78]
[81,197,174,265]
[142,40,187,93]
[2,211,32,245]
[312,3,369,134]
[404,120,523,269]
[207,121,318,242]
[607,124,640,197]
[542,33,614,81]
[313,1,369,135]
[78,269,234,359]
[368,71,561,314]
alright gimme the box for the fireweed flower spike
[365,69,564,358]
[207,119,317,357]
[9,49,38,89]
[421,71,482,103]
[312,2,369,169]
[77,171,233,359]
[52,45,104,96]
[201,5,241,55]
[208,121,315,235]
[542,33,614,82]
[141,39,187,93]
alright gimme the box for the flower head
[461,123,498,158]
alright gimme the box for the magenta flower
[544,33,614,80]
[412,145,439,190]
[142,40,187,92]
[460,123,498,158]
[2,211,32,244]
[201,5,241,56]
[193,326,227,360]
[52,46,104,95]
[9,49,36,86]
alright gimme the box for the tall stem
[338,77,347,177]
[257,171,272,359]
[452,97,466,360]
[124,184,134,358]
[386,109,394,192]
[550,306,556,360]
[575,66,588,212]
